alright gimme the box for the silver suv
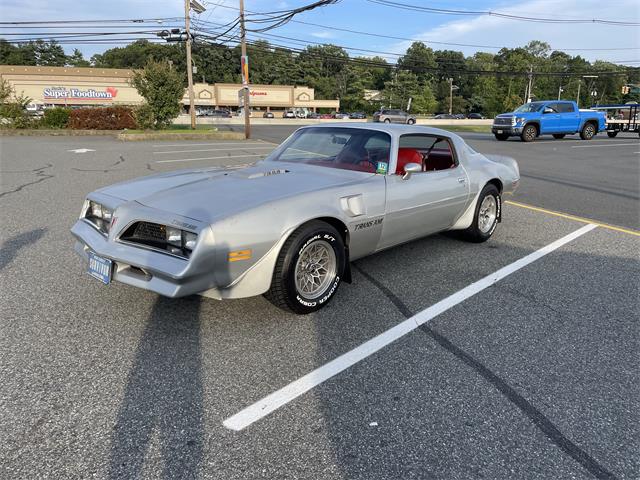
[373,109,416,124]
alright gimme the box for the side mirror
[543,107,554,114]
[402,162,422,180]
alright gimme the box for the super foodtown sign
[43,86,118,101]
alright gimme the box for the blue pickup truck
[492,100,607,142]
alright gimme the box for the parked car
[331,112,350,119]
[349,112,367,119]
[199,109,231,118]
[318,113,333,119]
[71,124,519,314]
[283,111,296,119]
[467,113,485,119]
[372,109,416,124]
[492,100,607,142]
[434,114,456,120]
[263,112,274,118]
[306,112,320,119]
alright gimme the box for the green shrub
[133,103,155,130]
[41,107,71,128]
[0,102,34,129]
[68,106,137,130]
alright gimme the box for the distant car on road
[263,112,274,119]
[373,109,416,125]
[318,113,333,119]
[332,112,350,119]
[283,111,296,119]
[349,112,367,119]
[434,114,456,120]
[467,113,485,119]
[492,100,607,142]
[198,109,231,118]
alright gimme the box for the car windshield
[514,102,545,113]
[267,127,391,173]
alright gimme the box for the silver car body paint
[71,124,519,300]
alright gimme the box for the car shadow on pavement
[108,296,204,479]
[0,228,47,271]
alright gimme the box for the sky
[1,0,639,65]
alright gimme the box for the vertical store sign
[241,55,249,85]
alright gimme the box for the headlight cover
[515,117,526,125]
[83,200,113,235]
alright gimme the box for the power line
[366,0,640,26]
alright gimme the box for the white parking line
[152,142,268,148]
[155,153,267,164]
[572,143,639,149]
[223,223,598,431]
[154,146,275,154]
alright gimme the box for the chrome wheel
[478,195,497,233]
[294,240,337,300]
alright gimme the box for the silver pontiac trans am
[72,124,519,314]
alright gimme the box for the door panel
[379,168,469,249]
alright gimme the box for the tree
[131,60,184,128]
[397,42,436,83]
[67,49,90,67]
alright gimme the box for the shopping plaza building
[0,65,340,114]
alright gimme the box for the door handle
[458,177,466,183]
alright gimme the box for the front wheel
[383,118,391,124]
[607,131,618,138]
[520,124,537,142]
[580,122,596,140]
[264,221,345,314]
[553,134,566,139]
[462,184,501,243]
[407,118,416,125]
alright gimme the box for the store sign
[43,87,118,100]
[250,91,267,97]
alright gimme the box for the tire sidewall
[582,123,595,140]
[521,124,537,142]
[282,225,345,313]
[472,185,501,241]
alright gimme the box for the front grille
[493,117,513,126]
[119,221,192,259]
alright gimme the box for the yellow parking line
[505,200,640,237]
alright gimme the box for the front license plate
[497,130,503,134]
[88,251,112,284]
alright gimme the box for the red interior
[395,148,423,174]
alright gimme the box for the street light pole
[239,0,251,139]
[185,0,196,129]
[448,78,453,115]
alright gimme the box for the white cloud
[389,0,640,64]
[310,31,335,39]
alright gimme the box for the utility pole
[577,75,597,108]
[448,78,453,115]
[557,85,563,100]
[185,0,196,129]
[526,66,533,103]
[239,0,251,139]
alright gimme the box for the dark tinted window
[557,102,575,113]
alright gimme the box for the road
[0,132,638,479]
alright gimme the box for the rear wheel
[553,134,566,139]
[407,118,416,125]
[462,184,501,243]
[520,124,537,142]
[580,122,596,140]
[494,133,509,141]
[264,221,345,314]
[607,131,618,138]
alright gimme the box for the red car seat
[395,148,423,175]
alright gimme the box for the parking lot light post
[240,0,251,139]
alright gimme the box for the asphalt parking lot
[1,131,639,479]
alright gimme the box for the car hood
[98,161,368,223]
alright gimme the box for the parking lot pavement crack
[72,155,127,173]
[0,165,54,199]
[352,264,618,480]
[496,284,566,317]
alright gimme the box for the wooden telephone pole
[239,0,251,139]
[185,0,196,129]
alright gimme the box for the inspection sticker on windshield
[376,162,388,174]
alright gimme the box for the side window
[396,134,457,174]
[545,103,560,113]
[558,103,575,113]
[364,133,392,164]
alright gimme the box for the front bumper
[491,125,523,135]
[71,219,215,298]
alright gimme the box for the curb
[117,131,246,141]
[0,129,119,136]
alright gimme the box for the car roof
[297,122,462,140]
